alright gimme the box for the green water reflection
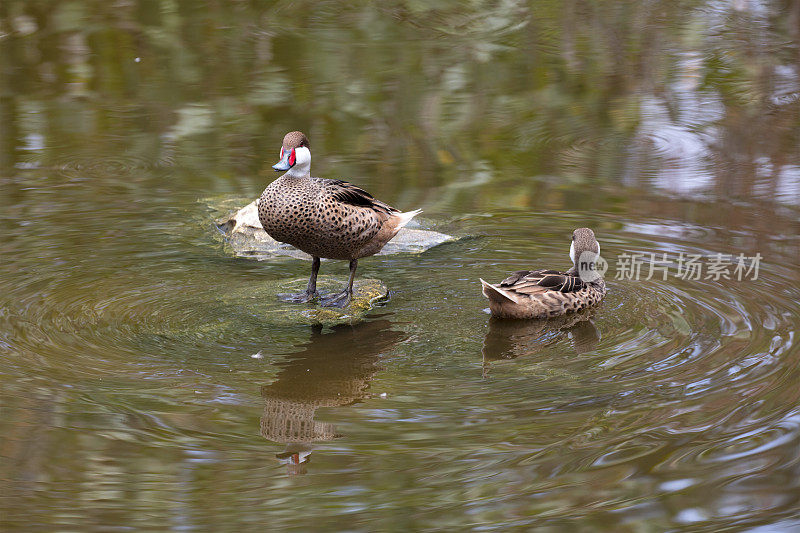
[2,0,800,530]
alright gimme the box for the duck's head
[272,131,311,174]
[569,228,600,267]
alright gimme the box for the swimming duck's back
[481,269,606,319]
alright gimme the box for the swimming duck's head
[272,131,311,173]
[569,228,601,267]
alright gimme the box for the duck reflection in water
[482,311,601,370]
[260,318,406,474]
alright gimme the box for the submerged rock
[208,197,455,260]
[224,276,389,327]
[146,277,389,341]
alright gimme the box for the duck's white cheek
[294,147,311,166]
[570,241,575,263]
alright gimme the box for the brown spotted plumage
[480,228,606,319]
[258,131,421,307]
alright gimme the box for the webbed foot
[319,290,352,308]
[277,290,318,304]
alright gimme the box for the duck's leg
[278,256,320,303]
[320,259,357,308]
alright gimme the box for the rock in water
[145,277,389,342]
[208,197,454,260]
[229,277,389,327]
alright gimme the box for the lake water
[2,1,800,530]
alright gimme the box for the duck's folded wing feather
[325,180,397,215]
[501,269,586,294]
[500,270,532,286]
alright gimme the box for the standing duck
[480,228,606,319]
[258,131,421,308]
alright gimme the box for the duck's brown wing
[323,179,397,216]
[500,269,585,294]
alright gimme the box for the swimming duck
[258,131,421,308]
[480,228,606,319]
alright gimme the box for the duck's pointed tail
[480,278,520,304]
[392,208,422,230]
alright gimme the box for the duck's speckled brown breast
[257,175,384,260]
[553,279,606,315]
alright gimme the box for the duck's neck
[282,164,311,179]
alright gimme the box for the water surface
[2,1,800,530]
